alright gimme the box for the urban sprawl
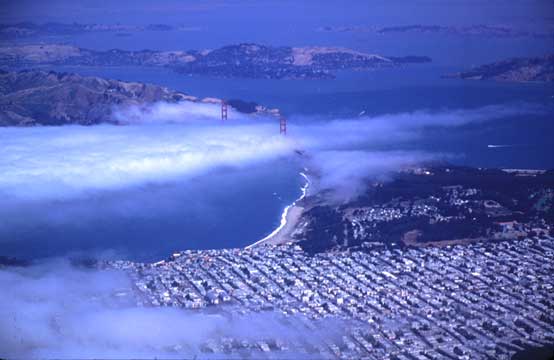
[109,237,554,359]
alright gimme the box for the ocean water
[0,159,303,262]
[2,33,553,261]
[52,64,554,169]
[17,27,550,66]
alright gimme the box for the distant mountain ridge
[0,22,191,37]
[0,43,431,79]
[0,69,276,126]
[449,54,554,82]
[4,22,551,40]
[319,24,554,39]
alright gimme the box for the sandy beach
[246,172,310,248]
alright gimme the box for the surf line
[246,171,310,249]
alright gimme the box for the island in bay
[0,43,431,80]
[447,54,554,83]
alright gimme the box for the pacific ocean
[2,32,553,261]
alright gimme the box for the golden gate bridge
[221,100,287,135]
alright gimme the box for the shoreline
[246,172,310,249]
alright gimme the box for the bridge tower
[280,116,287,135]
[221,100,228,121]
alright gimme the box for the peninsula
[0,43,431,80]
[0,69,277,126]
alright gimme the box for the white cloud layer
[0,101,542,203]
[113,101,248,124]
[290,103,546,150]
[0,101,546,358]
[0,261,345,359]
[308,150,441,200]
[0,120,293,201]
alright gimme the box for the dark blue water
[15,26,551,67]
[0,160,303,261]
[2,32,553,260]
[52,64,554,169]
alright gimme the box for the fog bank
[0,261,345,358]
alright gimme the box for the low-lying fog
[0,100,547,357]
